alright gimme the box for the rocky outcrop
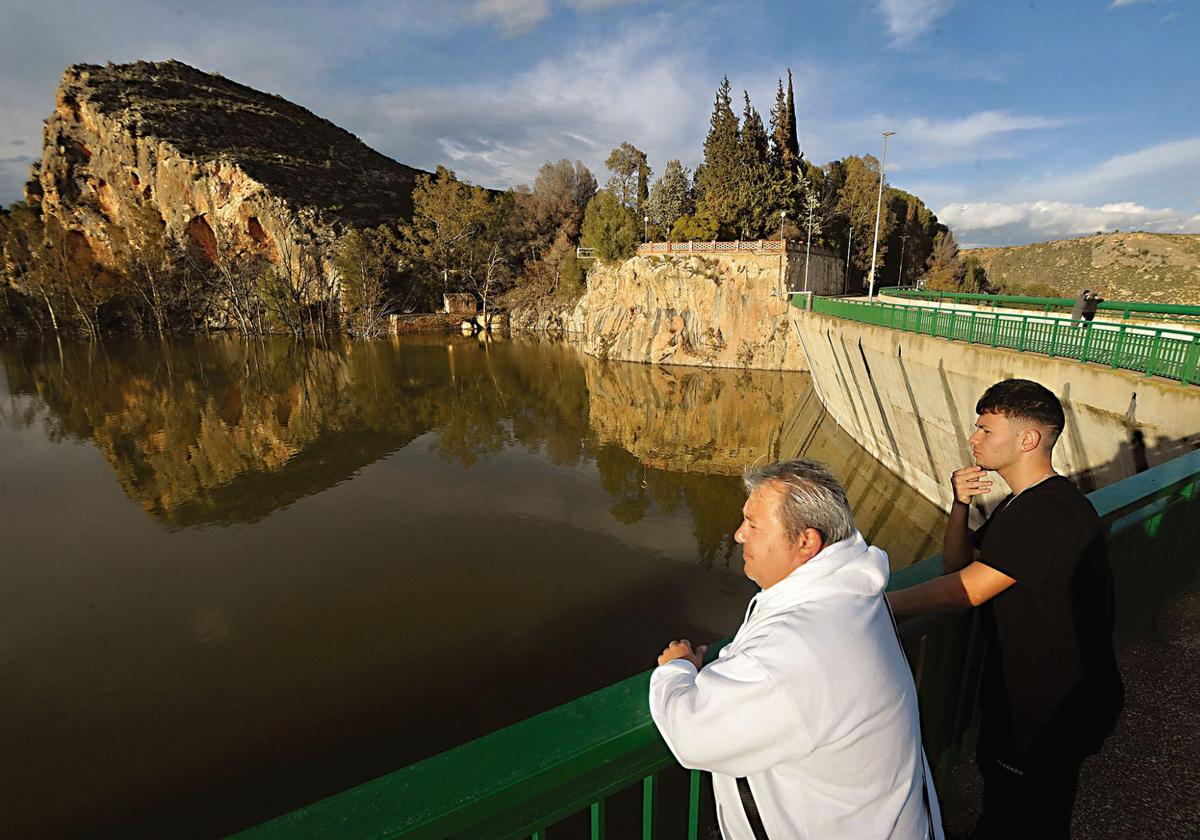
[511,251,843,370]
[30,61,426,272]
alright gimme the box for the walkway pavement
[938,585,1200,838]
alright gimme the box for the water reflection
[0,335,943,838]
[0,336,941,563]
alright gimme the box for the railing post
[1081,322,1095,363]
[1018,316,1029,351]
[1113,325,1127,368]
[1049,319,1060,358]
[642,774,658,840]
[991,314,1000,347]
[1182,336,1199,386]
[1147,330,1163,377]
[969,311,977,343]
[688,769,703,840]
[590,800,606,839]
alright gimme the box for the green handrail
[807,296,1200,385]
[877,286,1200,322]
[232,450,1200,839]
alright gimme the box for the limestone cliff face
[512,252,841,371]
[31,61,426,271]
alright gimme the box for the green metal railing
[233,449,1200,839]
[807,296,1200,385]
[877,287,1200,324]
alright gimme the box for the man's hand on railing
[658,639,708,669]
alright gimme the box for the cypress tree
[769,78,788,173]
[785,68,801,171]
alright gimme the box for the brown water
[0,335,945,838]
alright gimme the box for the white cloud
[1003,136,1200,205]
[1110,0,1152,7]
[462,0,552,36]
[879,0,956,46]
[939,199,1200,246]
[807,109,1065,171]
[317,23,717,188]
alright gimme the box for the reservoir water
[0,335,945,837]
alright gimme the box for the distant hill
[965,232,1200,306]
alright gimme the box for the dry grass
[966,232,1200,305]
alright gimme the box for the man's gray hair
[743,459,855,545]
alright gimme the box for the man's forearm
[942,501,974,572]
[888,572,973,616]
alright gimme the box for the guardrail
[878,286,1200,324]
[636,239,801,255]
[233,449,1200,840]
[808,296,1200,385]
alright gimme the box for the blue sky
[1,0,1196,246]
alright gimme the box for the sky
[0,0,1197,247]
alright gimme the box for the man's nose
[733,523,746,543]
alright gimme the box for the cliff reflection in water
[1,335,940,566]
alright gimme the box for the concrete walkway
[938,585,1200,838]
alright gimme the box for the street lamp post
[897,234,909,286]
[803,200,815,293]
[779,210,786,295]
[644,215,649,243]
[844,225,853,295]
[867,130,895,299]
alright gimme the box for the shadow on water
[0,334,945,838]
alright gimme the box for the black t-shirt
[971,476,1124,762]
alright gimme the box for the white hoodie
[649,531,943,840]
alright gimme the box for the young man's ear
[1020,426,1043,453]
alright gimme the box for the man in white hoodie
[650,459,943,840]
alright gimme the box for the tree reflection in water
[0,334,941,565]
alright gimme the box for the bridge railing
[635,239,798,255]
[808,296,1200,385]
[233,449,1200,839]
[877,286,1200,325]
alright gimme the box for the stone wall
[511,249,843,370]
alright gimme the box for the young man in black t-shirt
[889,378,1123,839]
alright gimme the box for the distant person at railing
[650,459,943,840]
[888,379,1124,840]
[1083,291,1103,322]
[1069,289,1091,323]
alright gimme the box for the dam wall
[791,309,1200,516]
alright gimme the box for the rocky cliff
[511,251,842,370]
[29,60,426,271]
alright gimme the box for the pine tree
[647,159,694,235]
[739,91,769,168]
[696,76,741,235]
[735,92,777,238]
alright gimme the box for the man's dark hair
[976,379,1065,447]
